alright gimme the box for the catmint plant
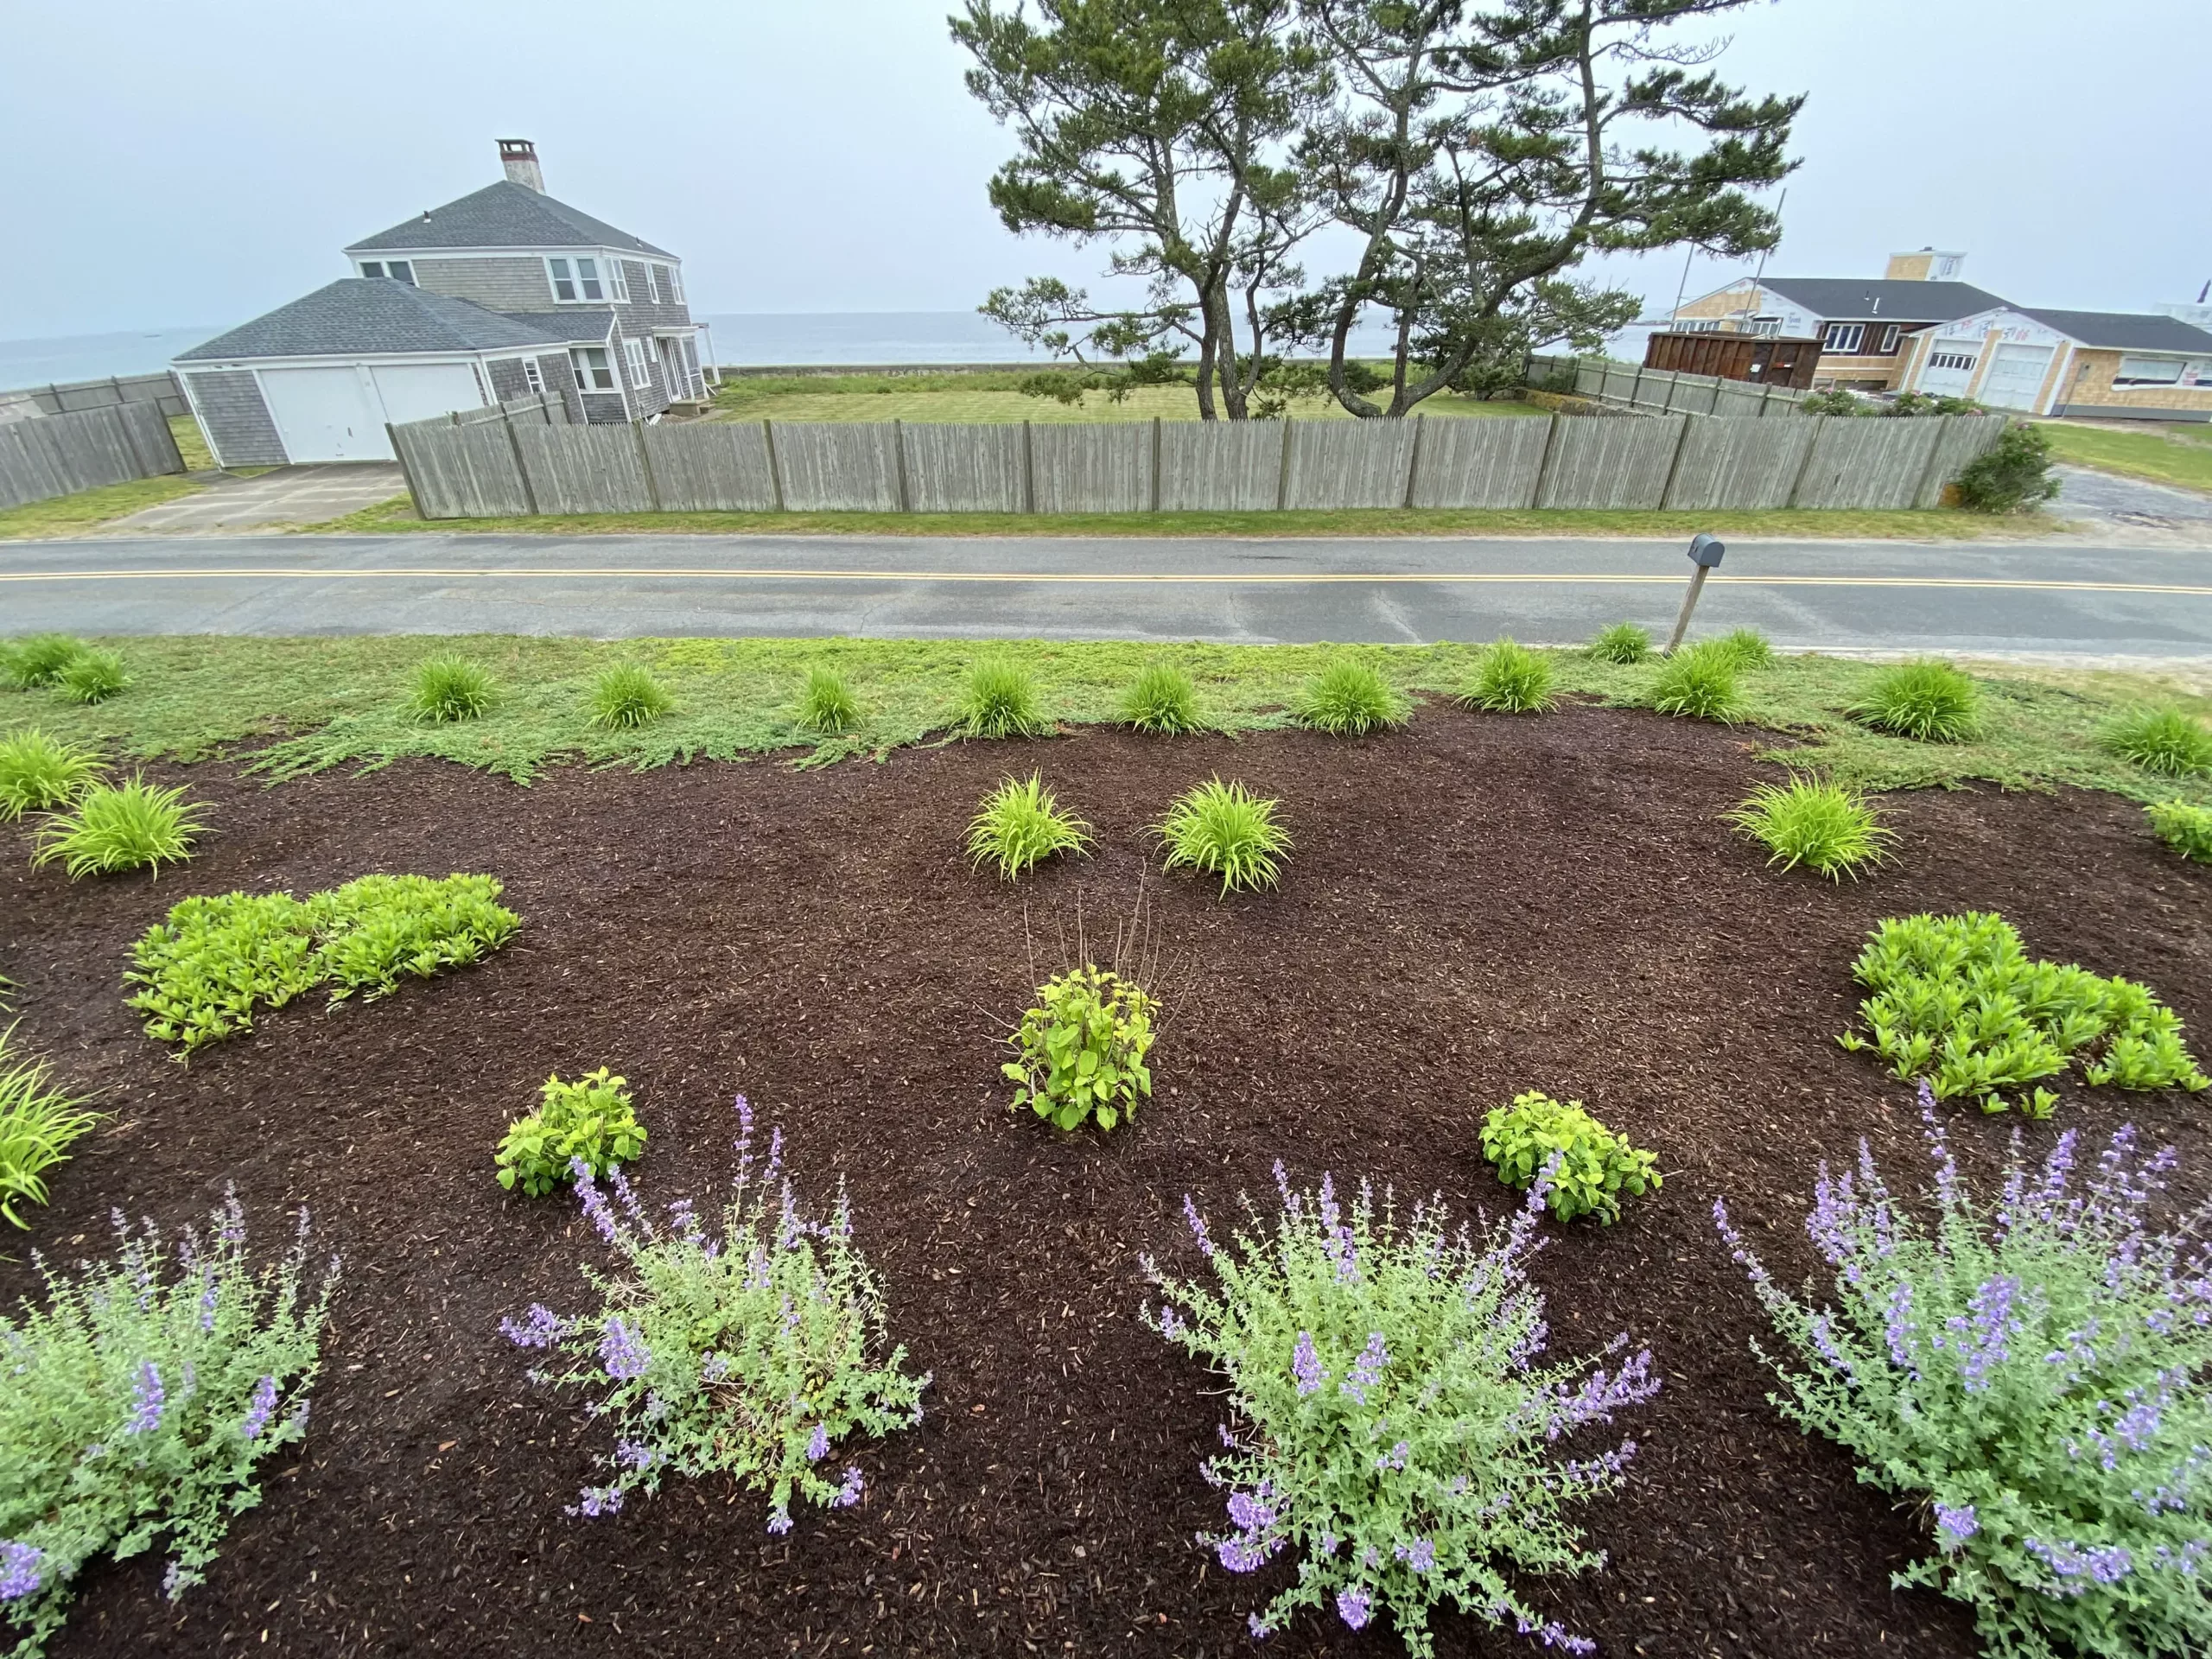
[1144,1160,1656,1656]
[1718,1083,2212,1659]
[0,1192,336,1658]
[504,1097,927,1534]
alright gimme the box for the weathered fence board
[1663,418,1819,511]
[902,423,1026,512]
[1916,416,2009,508]
[1028,423,1151,513]
[514,424,652,515]
[1537,416,1687,509]
[0,403,185,511]
[1157,421,1284,511]
[1792,418,1946,510]
[645,423,779,512]
[1407,416,1553,508]
[772,423,901,511]
[391,423,531,518]
[1282,419,1417,510]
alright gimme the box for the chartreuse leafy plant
[0,730,101,819]
[966,772,1091,880]
[1122,662,1204,734]
[0,635,87,691]
[1294,658,1409,736]
[1004,965,1154,1132]
[1838,912,2209,1114]
[1848,659,1981,743]
[2148,800,2212,863]
[1587,621,1651,664]
[1719,1093,2212,1659]
[1709,627,1774,670]
[501,1098,926,1531]
[1648,642,1745,722]
[1727,775,1895,880]
[2103,707,2212,778]
[54,651,128,706]
[409,655,494,722]
[1156,777,1291,897]
[960,658,1052,738]
[1458,639,1555,715]
[127,874,521,1055]
[798,665,861,734]
[1478,1091,1659,1224]
[0,1192,336,1658]
[497,1069,647,1198]
[588,664,673,729]
[0,1024,98,1229]
[1144,1162,1656,1656]
[30,777,206,879]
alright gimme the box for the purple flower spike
[806,1423,830,1462]
[766,1505,793,1535]
[1339,1332,1389,1405]
[240,1376,279,1441]
[599,1316,651,1382]
[0,1541,43,1602]
[1183,1195,1215,1259]
[500,1303,566,1350]
[1934,1503,1977,1548]
[1335,1586,1372,1630]
[833,1466,864,1508]
[1291,1331,1325,1396]
[124,1361,165,1436]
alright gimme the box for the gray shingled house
[175,141,704,465]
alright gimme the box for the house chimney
[1884,249,1965,283]
[499,138,544,193]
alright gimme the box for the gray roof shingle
[346,180,673,257]
[176,280,568,361]
[2013,308,2212,353]
[501,308,614,343]
[1758,277,2009,322]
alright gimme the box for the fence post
[892,418,912,512]
[1529,413,1564,508]
[1758,382,1775,418]
[1274,414,1294,510]
[1021,418,1035,514]
[1657,415,1695,510]
[763,418,785,511]
[1630,362,1645,410]
[386,423,430,519]
[500,407,540,516]
[1784,416,1827,508]
[1402,413,1426,508]
[632,421,664,512]
[1150,416,1163,512]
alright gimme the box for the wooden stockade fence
[0,402,187,512]
[389,407,2007,522]
[0,370,192,426]
[1526,353,1815,418]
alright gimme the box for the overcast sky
[3,0,2205,340]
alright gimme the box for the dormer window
[547,257,605,303]
[359,259,415,284]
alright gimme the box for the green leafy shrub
[588,664,673,729]
[1648,643,1746,722]
[965,772,1090,880]
[2103,707,2212,778]
[798,665,861,734]
[1458,639,1555,714]
[0,635,87,690]
[0,1024,98,1229]
[2148,800,2212,863]
[501,1099,926,1532]
[1003,965,1155,1132]
[30,777,206,880]
[1719,1099,2212,1659]
[1727,775,1895,880]
[1157,777,1291,896]
[409,655,494,722]
[1145,1165,1656,1654]
[959,658,1051,739]
[1587,621,1651,664]
[0,1192,336,1656]
[497,1069,647,1198]
[1709,627,1774,670]
[1848,659,1982,742]
[1953,422,2061,513]
[1294,658,1408,736]
[0,730,100,820]
[1838,912,2209,1112]
[1122,663,1204,734]
[54,650,128,706]
[1478,1090,1659,1224]
[127,874,522,1055]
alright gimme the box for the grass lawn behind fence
[2040,420,2212,493]
[0,474,205,540]
[706,372,1542,424]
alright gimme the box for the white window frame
[546,256,607,304]
[623,337,652,390]
[645,264,663,304]
[571,346,615,393]
[1926,348,1978,373]
[607,260,631,303]
[666,264,684,302]
[2113,355,2192,388]
[1874,323,1902,355]
[1821,321,1866,354]
[358,259,416,285]
[522,358,543,394]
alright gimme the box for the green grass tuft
[410,656,495,723]
[2148,801,2212,864]
[1459,639,1557,715]
[1121,663,1205,735]
[965,773,1092,880]
[1294,658,1409,737]
[54,649,130,706]
[1727,775,1896,880]
[960,658,1052,739]
[3,634,88,690]
[1156,777,1291,897]
[588,664,674,729]
[30,775,207,879]
[1649,644,1747,723]
[2103,707,2212,777]
[1708,628,1775,670]
[0,1022,99,1228]
[798,665,861,734]
[1587,622,1652,664]
[0,729,101,819]
[1848,659,1982,743]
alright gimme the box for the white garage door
[370,362,486,427]
[260,366,389,462]
[1918,340,1980,398]
[1980,343,2056,411]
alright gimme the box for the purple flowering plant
[0,1190,336,1658]
[503,1097,926,1533]
[1142,1159,1656,1657]
[1719,1085,2212,1658]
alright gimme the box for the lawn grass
[2039,421,2212,494]
[6,636,2209,810]
[168,413,213,472]
[0,474,206,541]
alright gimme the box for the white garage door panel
[371,363,486,427]
[1981,344,2055,411]
[260,366,390,462]
[1918,340,1980,398]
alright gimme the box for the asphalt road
[4,532,2211,656]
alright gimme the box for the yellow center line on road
[1,566,2210,596]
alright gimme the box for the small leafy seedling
[1003,965,1155,1132]
[1727,775,1895,880]
[1480,1090,1660,1224]
[1649,643,1745,722]
[589,664,673,729]
[0,728,101,819]
[2103,707,2212,778]
[798,665,861,734]
[410,656,495,722]
[1459,639,1556,715]
[1122,664,1204,734]
[1848,659,1981,743]
[966,773,1091,880]
[961,659,1052,739]
[1294,658,1408,736]
[1588,621,1651,664]
[31,776,206,879]
[1156,778,1291,897]
[2147,800,2212,864]
[496,1068,648,1198]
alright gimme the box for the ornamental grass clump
[497,1069,648,1198]
[588,664,673,729]
[501,1098,927,1532]
[1587,621,1651,664]
[1294,658,1408,736]
[1709,627,1774,671]
[797,665,861,734]
[1458,639,1556,715]
[408,655,494,723]
[0,635,87,691]
[1849,659,1982,743]
[1156,777,1290,897]
[1718,1090,2212,1659]
[965,773,1091,881]
[0,730,100,820]
[1479,1091,1659,1224]
[1145,1162,1656,1656]
[0,1024,98,1229]
[1648,643,1745,723]
[0,1192,336,1658]
[1727,774,1895,880]
[127,873,521,1054]
[1839,912,2209,1114]
[959,658,1051,739]
[30,777,206,880]
[2147,800,2212,864]
[1122,663,1205,734]
[1004,965,1155,1132]
[2103,708,2212,778]
[54,651,128,706]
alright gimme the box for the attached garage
[1980,343,2055,411]
[1903,304,2212,418]
[260,366,391,462]
[1916,340,1980,398]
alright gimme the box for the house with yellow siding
[1897,308,2212,420]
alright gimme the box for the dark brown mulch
[4,705,2209,1659]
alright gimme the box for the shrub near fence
[0,403,186,511]
[388,405,2009,521]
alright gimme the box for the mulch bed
[5,703,2209,1658]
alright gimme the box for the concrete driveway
[106,464,404,533]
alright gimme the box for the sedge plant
[959,658,1052,739]
[0,1024,99,1229]
[1156,778,1290,897]
[588,664,673,730]
[1458,639,1556,715]
[54,651,129,706]
[1848,659,1982,743]
[1588,621,1652,664]
[0,730,101,820]
[965,773,1091,880]
[408,655,495,723]
[1709,627,1774,670]
[1727,774,1896,880]
[1649,643,1747,723]
[2102,707,2212,778]
[1294,658,1408,737]
[30,777,206,880]
[798,665,861,734]
[1122,663,1205,735]
[0,635,87,691]
[2147,800,2212,864]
